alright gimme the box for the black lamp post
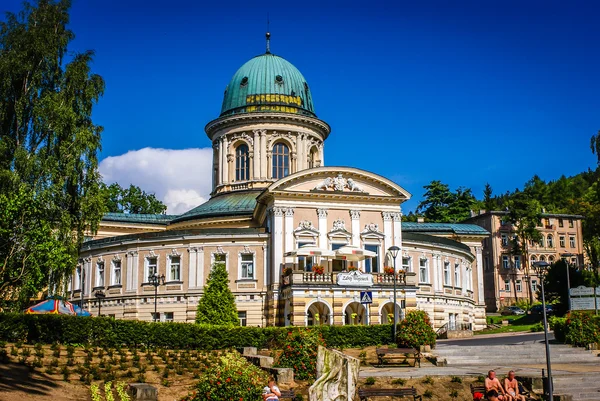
[94,290,106,316]
[148,273,166,322]
[388,245,401,343]
[533,260,553,401]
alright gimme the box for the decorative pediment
[328,219,352,239]
[294,220,319,238]
[112,254,121,262]
[360,223,385,240]
[313,173,366,193]
[170,248,181,257]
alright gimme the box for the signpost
[569,286,600,313]
[360,291,373,325]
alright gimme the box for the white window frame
[111,259,122,286]
[502,255,509,269]
[516,280,522,292]
[211,252,228,271]
[145,256,158,283]
[419,258,429,284]
[402,256,412,272]
[168,255,181,282]
[547,235,554,248]
[454,263,460,287]
[570,236,576,248]
[501,233,508,246]
[96,261,105,288]
[559,236,565,247]
[514,256,521,270]
[531,279,538,292]
[238,311,247,327]
[75,266,82,290]
[239,253,255,280]
[296,241,315,271]
[363,243,380,273]
[443,261,450,286]
[163,312,174,322]
[504,280,511,292]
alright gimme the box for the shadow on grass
[0,362,60,396]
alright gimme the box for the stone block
[275,368,294,384]
[259,356,274,368]
[127,383,157,401]
[502,320,509,326]
[242,347,257,356]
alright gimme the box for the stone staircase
[434,342,600,400]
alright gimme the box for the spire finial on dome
[265,13,271,54]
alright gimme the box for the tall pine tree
[196,262,239,326]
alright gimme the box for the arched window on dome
[272,143,290,179]
[235,144,250,181]
[308,146,319,168]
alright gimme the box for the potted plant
[384,266,395,275]
[348,265,358,272]
[312,265,324,275]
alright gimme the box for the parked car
[501,306,526,315]
[530,304,554,315]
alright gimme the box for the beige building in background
[69,43,490,331]
[465,210,585,312]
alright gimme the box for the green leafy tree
[592,130,600,165]
[483,183,494,211]
[0,0,104,305]
[101,183,167,214]
[541,260,594,316]
[417,181,476,222]
[196,262,239,326]
[503,192,543,303]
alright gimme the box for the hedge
[0,313,402,349]
[550,312,600,347]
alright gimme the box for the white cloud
[99,147,213,215]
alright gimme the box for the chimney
[417,217,425,223]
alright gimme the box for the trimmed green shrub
[181,351,267,401]
[396,310,436,349]
[564,312,600,347]
[195,262,238,326]
[550,316,567,343]
[274,329,326,380]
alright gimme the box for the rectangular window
[164,312,174,322]
[516,280,522,292]
[559,236,565,248]
[112,260,122,285]
[454,263,460,287]
[238,311,247,327]
[151,312,160,321]
[504,280,511,292]
[96,262,105,287]
[364,244,379,273]
[241,254,254,279]
[502,255,509,269]
[443,262,450,285]
[501,233,508,247]
[569,219,574,228]
[419,259,428,283]
[531,280,537,293]
[514,256,521,270]
[402,256,411,272]
[545,218,550,227]
[170,256,181,281]
[331,243,345,272]
[76,266,82,290]
[147,257,157,280]
[213,253,227,270]
[570,236,576,248]
[297,242,314,272]
[558,219,564,228]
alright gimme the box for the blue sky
[2,0,599,213]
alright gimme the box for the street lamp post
[94,290,106,316]
[80,269,85,310]
[148,273,166,322]
[561,253,576,311]
[533,261,553,401]
[388,246,401,344]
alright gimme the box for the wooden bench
[375,347,421,367]
[279,389,296,400]
[358,387,422,400]
[470,384,486,400]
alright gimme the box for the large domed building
[71,38,489,330]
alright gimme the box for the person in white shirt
[262,378,281,401]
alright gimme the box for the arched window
[547,234,554,248]
[530,255,537,264]
[235,144,249,181]
[549,255,555,262]
[308,146,318,168]
[272,143,289,179]
[540,255,546,262]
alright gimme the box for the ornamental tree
[396,310,436,349]
[195,262,239,326]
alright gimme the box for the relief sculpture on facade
[312,173,366,193]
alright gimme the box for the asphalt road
[438,332,554,347]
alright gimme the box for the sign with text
[571,297,595,311]
[570,286,595,296]
[336,271,374,287]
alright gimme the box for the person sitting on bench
[503,371,525,401]
[485,370,511,401]
[486,389,499,401]
[263,378,281,401]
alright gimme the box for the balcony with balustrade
[281,270,418,288]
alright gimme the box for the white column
[126,252,134,291]
[263,245,268,285]
[299,134,306,170]
[272,207,284,285]
[222,136,229,184]
[260,130,267,179]
[217,139,223,186]
[392,211,402,248]
[284,208,294,263]
[197,248,204,287]
[85,259,92,296]
[350,210,360,246]
[476,246,485,304]
[320,144,325,166]
[382,212,393,256]
[433,255,442,292]
[188,248,197,289]
[253,130,260,180]
[317,209,328,248]
[132,251,139,292]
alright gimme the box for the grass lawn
[475,314,543,335]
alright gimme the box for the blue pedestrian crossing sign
[360,291,373,304]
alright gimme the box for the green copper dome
[220,53,316,117]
